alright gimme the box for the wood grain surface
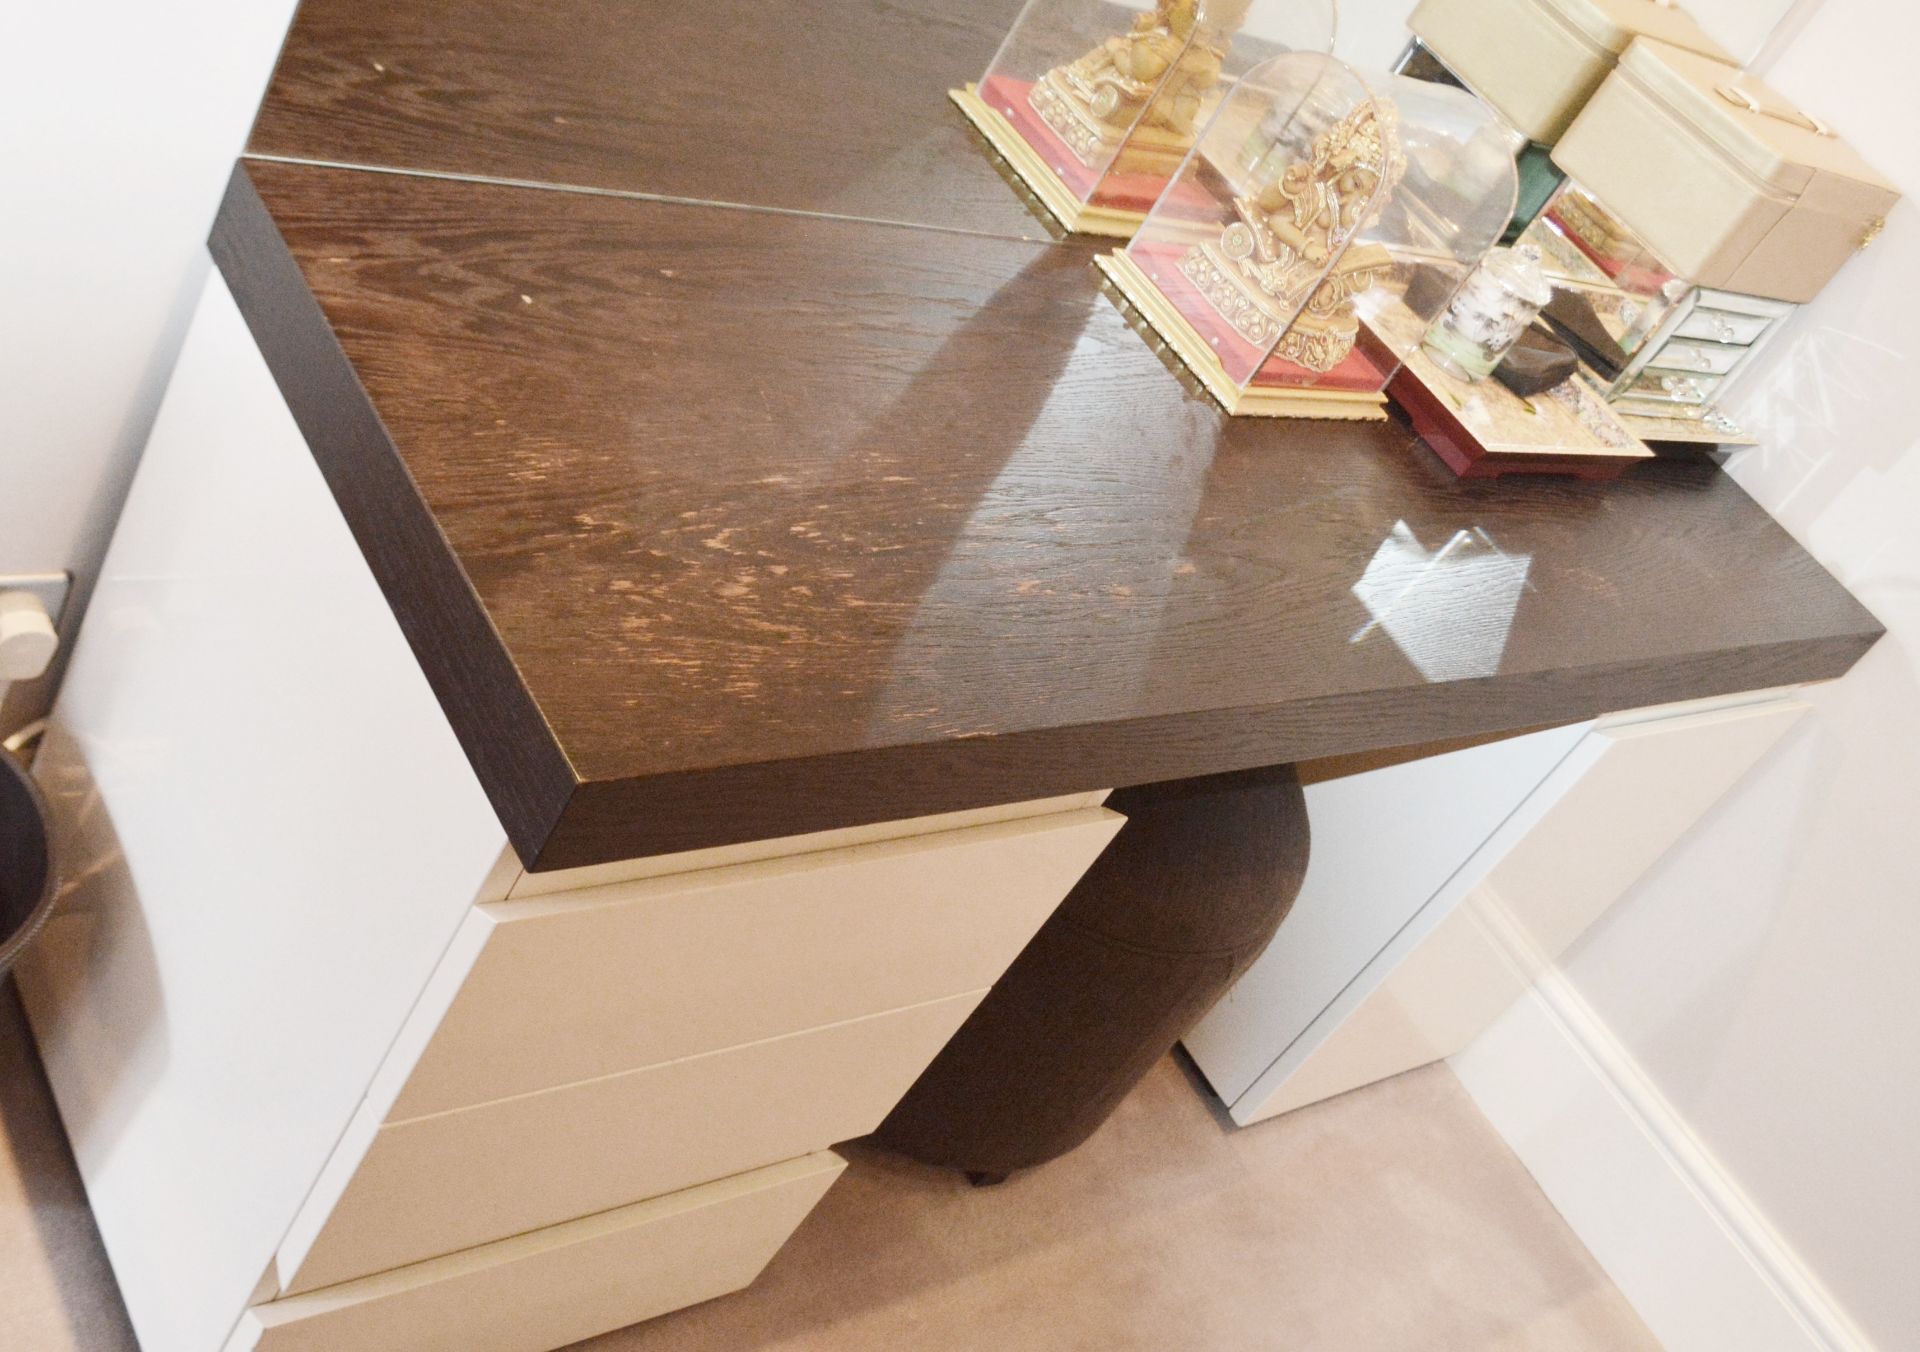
[215,152,1881,869]
[249,0,1055,240]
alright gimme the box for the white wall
[1684,0,1809,65]
[0,1,297,730]
[1332,0,1422,69]
[1552,1,1920,1344]
[1321,0,1915,1341]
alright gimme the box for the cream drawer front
[393,807,1123,1118]
[230,1154,842,1352]
[278,992,977,1294]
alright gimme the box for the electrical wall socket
[0,574,72,628]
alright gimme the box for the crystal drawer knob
[0,592,59,682]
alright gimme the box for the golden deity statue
[1180,96,1407,372]
[1030,0,1253,174]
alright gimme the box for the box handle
[1715,82,1834,137]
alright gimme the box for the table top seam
[242,151,1070,249]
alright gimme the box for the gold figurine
[1029,0,1252,176]
[1180,97,1406,371]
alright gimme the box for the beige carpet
[0,988,1655,1351]
[571,1056,1658,1352]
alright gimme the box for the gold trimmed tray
[1388,342,1657,479]
[1095,250,1390,420]
[950,85,1146,240]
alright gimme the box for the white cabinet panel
[229,1154,843,1352]
[278,991,980,1294]
[1494,699,1811,962]
[14,273,513,1352]
[1183,723,1592,1104]
[1214,695,1808,1126]
[395,807,1123,1118]
[1241,902,1519,1120]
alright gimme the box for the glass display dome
[952,0,1339,237]
[1098,51,1521,417]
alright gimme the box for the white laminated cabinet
[1183,721,1594,1110]
[16,270,1123,1352]
[15,270,516,1352]
[1186,692,1807,1126]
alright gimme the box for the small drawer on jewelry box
[226,1154,844,1352]
[1615,397,1714,422]
[1674,307,1775,347]
[1646,336,1746,376]
[1695,288,1795,321]
[1623,369,1722,407]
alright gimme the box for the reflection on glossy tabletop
[248,0,1054,241]
[1351,524,1534,683]
[214,152,1881,869]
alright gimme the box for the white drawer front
[279,992,978,1294]
[230,1154,842,1352]
[394,807,1122,1118]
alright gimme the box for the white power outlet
[0,574,72,685]
[0,573,71,628]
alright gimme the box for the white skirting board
[1451,965,1872,1352]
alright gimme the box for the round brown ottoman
[871,765,1311,1181]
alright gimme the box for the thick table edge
[207,159,1886,876]
[210,158,580,865]
[536,626,1879,871]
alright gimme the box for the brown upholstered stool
[871,765,1310,1181]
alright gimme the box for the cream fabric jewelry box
[1555,38,1898,304]
[1409,0,1733,144]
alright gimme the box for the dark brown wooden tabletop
[220,0,1883,869]
[250,0,1051,240]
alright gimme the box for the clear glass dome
[968,1,1339,226]
[1107,51,1520,414]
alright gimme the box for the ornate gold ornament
[1181,95,1406,372]
[1029,0,1245,174]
